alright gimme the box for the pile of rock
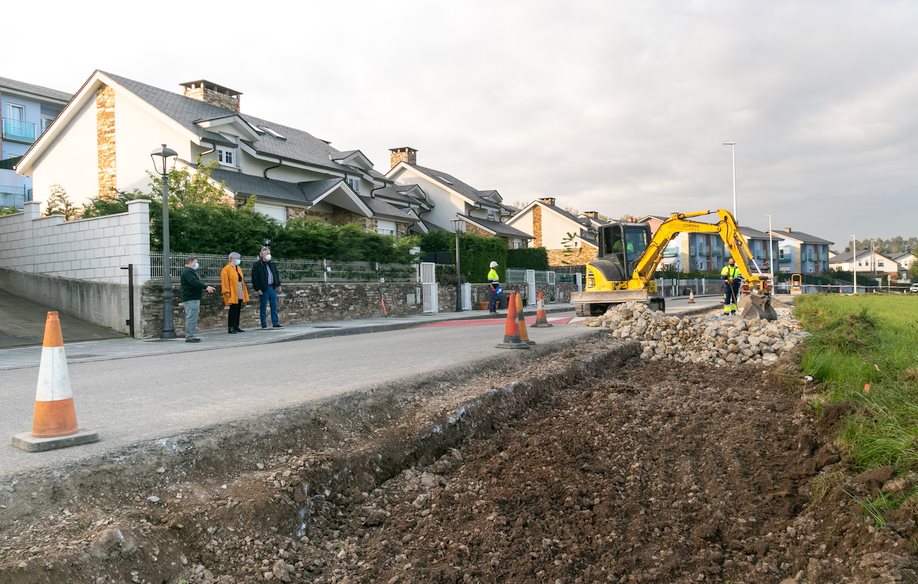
[588,301,807,366]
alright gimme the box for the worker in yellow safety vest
[721,257,742,315]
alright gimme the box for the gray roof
[890,251,917,261]
[0,76,71,103]
[407,163,503,209]
[829,249,898,264]
[776,230,833,244]
[361,196,417,223]
[103,71,363,176]
[371,184,431,210]
[460,214,532,239]
[740,226,783,241]
[210,168,341,206]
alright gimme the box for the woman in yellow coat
[220,251,250,334]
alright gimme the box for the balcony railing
[1,118,37,143]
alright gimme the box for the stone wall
[141,281,425,338]
[547,245,596,266]
[532,205,543,247]
[141,279,581,338]
[96,84,116,198]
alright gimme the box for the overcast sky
[7,0,917,249]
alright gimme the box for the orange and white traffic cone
[688,289,695,303]
[496,292,530,350]
[11,312,99,452]
[531,291,553,328]
[516,293,536,345]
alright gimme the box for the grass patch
[796,295,918,472]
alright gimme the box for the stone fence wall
[141,280,581,338]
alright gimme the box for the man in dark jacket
[251,246,283,329]
[180,257,215,342]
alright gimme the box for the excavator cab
[597,223,652,278]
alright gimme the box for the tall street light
[151,144,178,339]
[851,234,857,294]
[766,214,775,277]
[451,218,465,312]
[722,142,737,220]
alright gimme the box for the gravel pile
[588,301,807,366]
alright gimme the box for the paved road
[0,296,722,477]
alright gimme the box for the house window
[8,103,25,122]
[217,147,236,167]
[878,261,884,267]
[40,115,54,133]
[376,220,397,236]
[346,177,360,194]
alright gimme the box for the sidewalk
[0,303,576,371]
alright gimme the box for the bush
[507,247,549,270]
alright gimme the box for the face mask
[192,262,199,270]
[234,259,241,266]
[265,254,272,262]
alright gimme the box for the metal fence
[150,253,416,284]
[655,278,723,297]
[505,269,557,284]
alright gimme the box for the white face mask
[234,259,241,266]
[265,254,272,262]
[192,262,200,270]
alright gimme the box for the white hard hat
[489,261,498,268]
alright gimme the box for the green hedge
[507,247,548,270]
[420,232,507,282]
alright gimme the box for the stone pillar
[96,85,116,199]
[533,205,543,247]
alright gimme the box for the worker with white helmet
[487,260,502,315]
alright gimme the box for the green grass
[796,295,918,472]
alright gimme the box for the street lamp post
[851,234,857,294]
[451,219,466,312]
[151,144,178,339]
[722,142,737,220]
[767,214,775,277]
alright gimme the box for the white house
[385,147,530,247]
[890,251,917,280]
[16,71,422,235]
[506,197,601,264]
[830,249,900,277]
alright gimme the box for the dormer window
[217,147,236,167]
[346,177,360,194]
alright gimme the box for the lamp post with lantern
[451,218,465,312]
[151,144,178,339]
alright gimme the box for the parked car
[910,284,918,293]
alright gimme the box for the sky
[5,0,917,250]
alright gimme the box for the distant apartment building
[0,77,70,208]
[774,228,832,274]
[739,226,782,275]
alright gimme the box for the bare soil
[1,335,916,584]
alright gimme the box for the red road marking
[420,316,574,328]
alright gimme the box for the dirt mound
[2,337,916,583]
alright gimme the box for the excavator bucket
[739,290,777,321]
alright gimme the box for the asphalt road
[0,314,596,476]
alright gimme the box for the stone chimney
[389,147,417,168]
[180,80,241,112]
[783,227,793,233]
[538,197,556,207]
[582,211,598,219]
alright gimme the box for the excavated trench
[1,332,916,584]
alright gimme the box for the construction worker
[721,257,742,315]
[487,260,502,316]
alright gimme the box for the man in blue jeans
[251,247,284,328]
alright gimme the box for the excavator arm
[632,209,767,290]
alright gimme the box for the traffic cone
[516,293,536,345]
[531,291,553,328]
[11,312,99,452]
[688,289,695,304]
[496,292,530,350]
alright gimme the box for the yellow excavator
[571,209,777,320]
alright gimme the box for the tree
[43,185,79,220]
[560,232,578,265]
[910,262,918,281]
